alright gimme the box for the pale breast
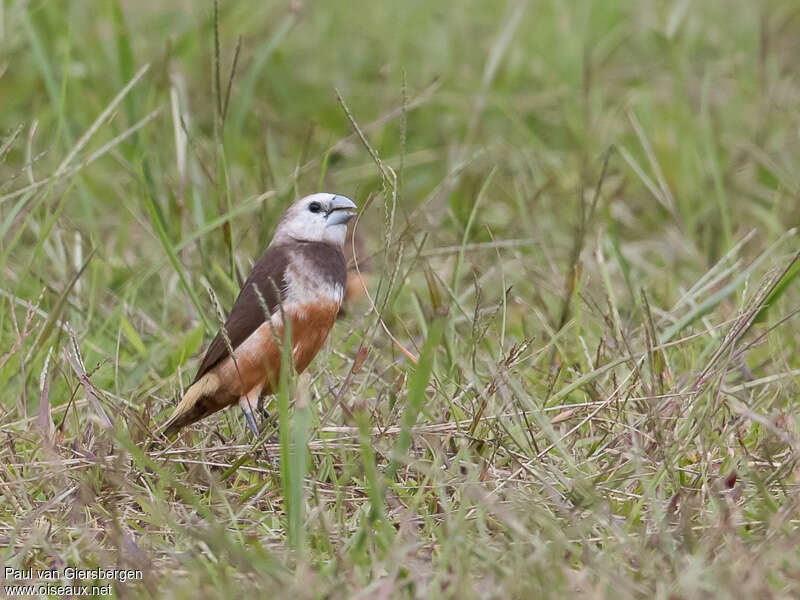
[284,255,344,306]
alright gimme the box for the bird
[160,193,357,437]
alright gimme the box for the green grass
[2,0,800,597]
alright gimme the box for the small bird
[160,193,357,437]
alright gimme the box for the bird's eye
[308,202,322,213]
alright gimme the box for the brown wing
[192,244,292,383]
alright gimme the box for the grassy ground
[2,0,800,597]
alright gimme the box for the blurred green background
[2,1,800,598]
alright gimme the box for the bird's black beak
[325,195,357,227]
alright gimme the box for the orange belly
[213,300,340,398]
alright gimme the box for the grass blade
[386,307,447,481]
[140,168,212,334]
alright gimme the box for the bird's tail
[158,373,225,437]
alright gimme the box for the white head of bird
[272,193,357,248]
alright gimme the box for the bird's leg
[238,397,259,436]
[238,381,265,437]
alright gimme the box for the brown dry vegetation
[2,1,800,598]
